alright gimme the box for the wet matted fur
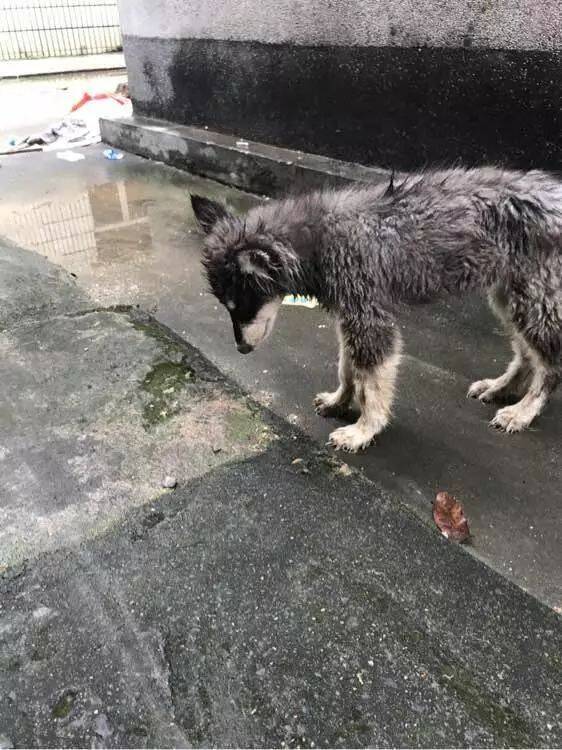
[191,168,561,452]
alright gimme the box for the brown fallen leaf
[433,491,471,543]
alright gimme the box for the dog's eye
[226,300,236,311]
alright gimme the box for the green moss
[126,724,149,739]
[0,406,14,428]
[30,624,53,662]
[225,401,270,447]
[133,314,203,429]
[341,587,538,747]
[437,667,536,747]
[0,560,27,581]
[0,656,21,672]
[131,318,182,352]
[52,689,77,719]
[398,621,536,746]
[140,359,195,428]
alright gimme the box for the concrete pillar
[118,0,562,170]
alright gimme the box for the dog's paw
[490,405,530,433]
[328,424,375,453]
[467,379,496,402]
[314,391,348,418]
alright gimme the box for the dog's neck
[278,254,318,300]
[280,239,323,302]
[251,199,330,301]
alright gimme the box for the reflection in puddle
[1,180,153,274]
[0,169,257,311]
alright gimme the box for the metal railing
[0,0,122,60]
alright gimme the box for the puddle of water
[1,180,158,276]
[0,170,257,307]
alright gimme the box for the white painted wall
[118,0,561,51]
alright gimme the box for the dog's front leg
[314,323,354,416]
[328,321,402,452]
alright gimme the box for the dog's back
[377,168,562,299]
[250,167,562,304]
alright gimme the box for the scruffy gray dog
[192,167,561,452]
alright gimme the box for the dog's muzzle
[237,342,254,355]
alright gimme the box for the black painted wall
[125,36,562,171]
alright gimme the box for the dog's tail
[478,192,562,257]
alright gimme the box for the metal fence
[0,0,122,61]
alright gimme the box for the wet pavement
[0,144,560,610]
[0,235,560,748]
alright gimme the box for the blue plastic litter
[103,148,124,160]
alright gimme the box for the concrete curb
[100,115,389,196]
[0,52,126,79]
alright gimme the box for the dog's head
[191,195,297,354]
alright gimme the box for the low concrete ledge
[100,115,388,196]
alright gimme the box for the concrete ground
[0,146,560,610]
[0,53,125,80]
[0,146,560,747]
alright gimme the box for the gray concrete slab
[0,240,88,327]
[0,146,560,612]
[1,438,561,748]
[0,235,559,747]
[0,151,561,748]
[100,115,388,197]
[0,302,273,569]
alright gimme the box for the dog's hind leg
[329,324,402,452]
[490,280,560,432]
[491,347,559,432]
[315,323,354,417]
[468,286,533,403]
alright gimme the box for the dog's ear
[237,249,274,281]
[190,194,231,234]
[237,244,298,287]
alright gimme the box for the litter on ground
[56,151,85,162]
[433,491,471,543]
[3,84,132,155]
[103,148,124,160]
